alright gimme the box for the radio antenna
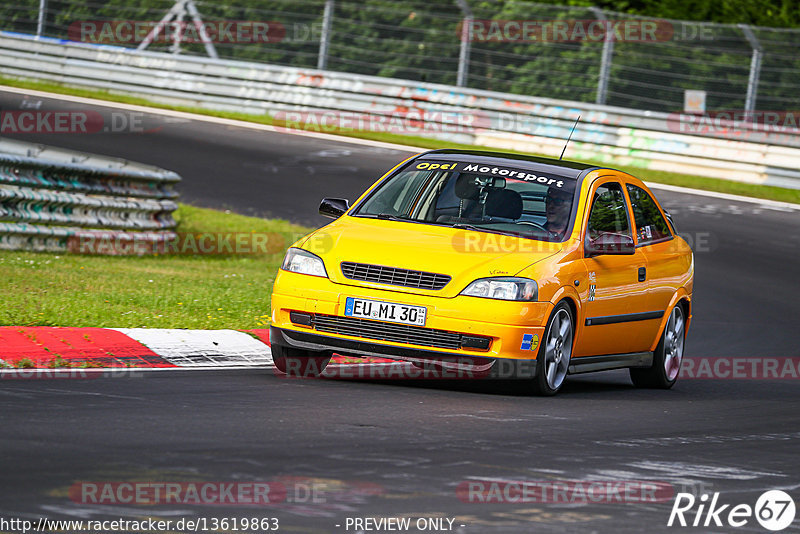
[559,115,581,160]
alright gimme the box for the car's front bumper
[270,326,538,378]
[270,325,490,365]
[270,270,551,362]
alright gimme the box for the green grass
[0,204,311,330]
[2,76,798,205]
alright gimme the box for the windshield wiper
[451,223,483,231]
[451,223,525,238]
[376,213,412,221]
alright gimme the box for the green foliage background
[1,0,798,111]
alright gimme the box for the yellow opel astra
[270,149,693,395]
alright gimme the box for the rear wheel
[532,302,574,396]
[272,346,331,378]
[630,304,685,389]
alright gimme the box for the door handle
[638,266,646,282]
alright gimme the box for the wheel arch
[549,288,581,354]
[549,286,581,327]
[649,288,692,353]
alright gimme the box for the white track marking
[645,181,800,211]
[596,431,800,448]
[113,328,272,367]
[628,461,786,480]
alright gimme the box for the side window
[626,184,671,244]
[587,182,631,239]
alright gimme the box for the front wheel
[532,302,574,396]
[630,304,686,389]
[272,346,331,378]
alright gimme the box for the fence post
[317,0,334,70]
[36,0,47,37]
[739,24,762,114]
[137,0,218,59]
[590,7,614,106]
[186,0,219,59]
[455,0,472,87]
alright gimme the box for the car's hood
[300,217,563,298]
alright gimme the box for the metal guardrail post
[591,7,614,106]
[317,0,334,70]
[171,2,187,55]
[739,24,763,114]
[36,0,47,38]
[455,0,472,87]
[185,0,219,59]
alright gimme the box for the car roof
[418,149,608,180]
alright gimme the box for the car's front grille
[310,313,487,351]
[340,262,450,290]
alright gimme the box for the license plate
[344,297,426,326]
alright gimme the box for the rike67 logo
[668,490,796,531]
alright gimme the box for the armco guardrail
[1,32,799,190]
[0,137,179,252]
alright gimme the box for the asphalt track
[1,88,799,533]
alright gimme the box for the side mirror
[319,198,350,219]
[585,232,635,257]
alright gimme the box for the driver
[544,187,572,238]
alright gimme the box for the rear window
[626,184,671,244]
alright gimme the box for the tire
[532,301,574,396]
[630,303,686,389]
[272,345,331,378]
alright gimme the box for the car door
[574,179,655,357]
[624,182,686,343]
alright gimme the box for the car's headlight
[281,247,328,277]
[460,277,538,301]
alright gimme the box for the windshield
[353,160,578,241]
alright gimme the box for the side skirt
[568,352,653,374]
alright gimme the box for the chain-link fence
[2,0,799,113]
